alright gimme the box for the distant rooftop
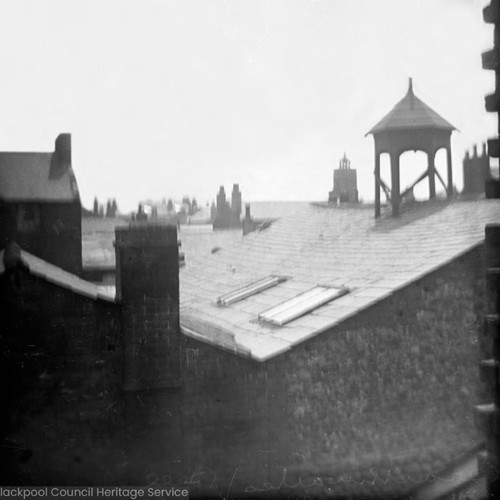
[367,78,456,135]
[0,134,79,202]
[180,198,500,361]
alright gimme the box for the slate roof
[367,79,456,135]
[180,198,500,361]
[0,152,79,201]
[0,249,115,302]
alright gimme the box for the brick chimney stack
[463,143,491,195]
[231,183,242,216]
[115,223,180,391]
[50,133,72,178]
[55,133,71,167]
[216,186,226,218]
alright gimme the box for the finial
[408,77,413,94]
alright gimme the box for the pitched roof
[367,79,456,135]
[180,198,500,361]
[0,248,115,302]
[0,152,79,201]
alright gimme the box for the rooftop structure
[328,153,359,204]
[0,134,82,274]
[367,79,456,218]
[0,134,78,202]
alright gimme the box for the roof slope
[0,248,114,302]
[180,198,500,361]
[0,152,79,201]
[367,79,456,135]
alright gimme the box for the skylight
[217,275,287,306]
[258,286,348,326]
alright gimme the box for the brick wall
[179,339,276,492]
[277,244,484,480]
[0,223,183,486]
[0,266,122,484]
[114,223,184,485]
[169,244,484,495]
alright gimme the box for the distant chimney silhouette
[213,184,243,229]
[231,184,242,216]
[50,133,71,178]
[243,203,256,235]
[463,143,491,195]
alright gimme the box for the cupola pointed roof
[367,78,456,135]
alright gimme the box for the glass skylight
[217,275,287,306]
[258,286,348,326]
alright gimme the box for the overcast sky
[0,0,495,211]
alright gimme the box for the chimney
[243,203,256,236]
[210,201,217,222]
[55,133,71,166]
[216,186,226,217]
[50,133,71,178]
[463,142,492,195]
[115,223,180,391]
[231,183,242,216]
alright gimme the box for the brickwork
[0,266,122,484]
[177,337,286,494]
[279,246,483,477]
[115,223,180,391]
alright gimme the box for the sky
[0,0,496,212]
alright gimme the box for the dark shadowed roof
[0,152,79,201]
[367,79,456,135]
[180,198,500,361]
[0,249,114,302]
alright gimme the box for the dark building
[212,184,242,229]
[463,143,491,195]
[0,133,82,275]
[0,223,181,485]
[328,153,359,203]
